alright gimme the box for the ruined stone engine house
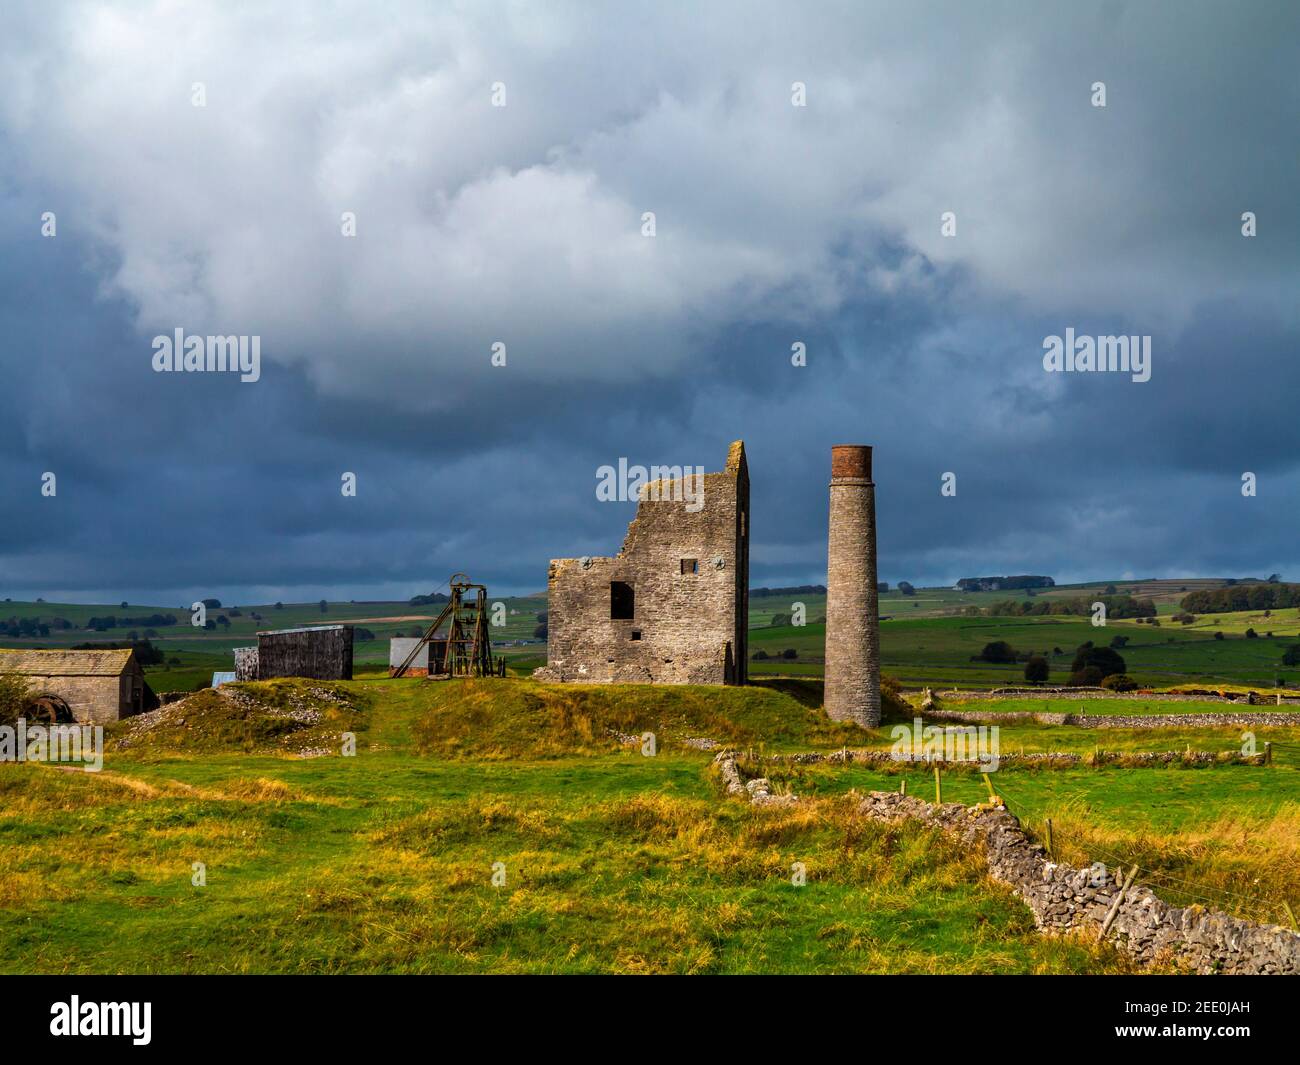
[535,441,750,685]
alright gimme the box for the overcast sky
[0,1,1296,605]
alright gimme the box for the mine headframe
[392,573,505,679]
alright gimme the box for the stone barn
[252,624,353,680]
[0,648,158,723]
[535,440,750,685]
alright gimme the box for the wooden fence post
[1045,818,1053,858]
[982,773,998,804]
[934,765,942,806]
[1099,865,1139,941]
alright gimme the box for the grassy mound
[109,680,368,756]
[410,678,867,759]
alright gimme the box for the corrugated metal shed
[211,672,237,687]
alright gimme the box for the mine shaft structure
[392,574,503,678]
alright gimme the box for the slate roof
[0,648,135,676]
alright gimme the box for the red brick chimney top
[830,445,872,480]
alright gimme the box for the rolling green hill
[3,577,1294,693]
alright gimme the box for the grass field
[2,676,1298,973]
[749,613,1300,688]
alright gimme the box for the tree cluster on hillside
[1180,583,1300,614]
[1024,654,1049,683]
[897,581,915,595]
[1069,643,1126,684]
[975,640,1018,664]
[409,592,451,606]
[984,595,1155,619]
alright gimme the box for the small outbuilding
[0,648,158,723]
[253,625,353,680]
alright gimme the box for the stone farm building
[535,441,750,684]
[0,648,158,723]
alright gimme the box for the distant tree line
[978,638,1136,689]
[86,613,179,632]
[0,615,74,637]
[750,585,826,598]
[984,595,1155,619]
[71,639,166,666]
[1181,583,1300,614]
[409,592,451,606]
[956,575,1055,591]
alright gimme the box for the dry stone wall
[927,707,1300,729]
[857,791,1300,975]
[765,748,1263,769]
[944,687,1300,704]
[714,749,1298,974]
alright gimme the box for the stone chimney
[824,445,880,726]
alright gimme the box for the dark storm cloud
[0,1,1296,603]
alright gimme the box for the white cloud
[2,0,1294,408]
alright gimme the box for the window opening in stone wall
[611,581,635,620]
